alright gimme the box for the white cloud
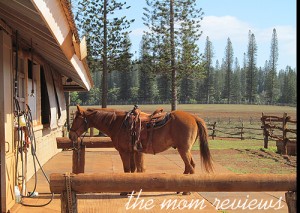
[130,27,147,36]
[199,15,296,69]
[201,15,251,42]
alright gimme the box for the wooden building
[0,0,93,212]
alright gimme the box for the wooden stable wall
[0,29,66,212]
[0,29,15,212]
[11,42,65,182]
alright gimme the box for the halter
[70,113,88,150]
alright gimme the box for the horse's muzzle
[69,130,77,142]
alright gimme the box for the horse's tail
[195,117,214,173]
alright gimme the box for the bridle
[69,113,88,150]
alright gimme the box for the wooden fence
[261,113,297,155]
[50,172,297,213]
[206,119,262,140]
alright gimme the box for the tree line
[71,0,296,107]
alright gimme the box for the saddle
[125,105,170,152]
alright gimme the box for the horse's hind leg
[191,156,196,169]
[178,149,195,195]
[178,149,195,174]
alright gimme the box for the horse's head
[69,105,88,142]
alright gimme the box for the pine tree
[202,36,214,103]
[245,31,258,104]
[223,38,234,104]
[266,28,279,104]
[231,57,241,103]
[212,60,223,102]
[76,0,134,108]
[157,73,171,103]
[240,53,247,103]
[116,34,133,102]
[280,66,296,104]
[138,35,156,103]
[143,0,204,109]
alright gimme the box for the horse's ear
[76,104,84,114]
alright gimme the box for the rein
[70,114,88,150]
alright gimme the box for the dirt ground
[185,104,297,175]
[209,148,296,174]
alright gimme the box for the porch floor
[10,148,289,212]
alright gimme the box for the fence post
[61,190,77,213]
[72,145,85,174]
[261,112,268,149]
[282,112,288,155]
[90,127,94,137]
[285,191,296,213]
[212,122,216,140]
[240,122,244,140]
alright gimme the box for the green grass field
[193,139,277,151]
[70,104,296,141]
[71,104,296,119]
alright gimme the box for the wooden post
[66,92,70,131]
[72,145,85,174]
[61,191,77,213]
[282,113,288,155]
[212,122,216,140]
[89,127,94,137]
[261,112,268,149]
[285,191,297,213]
[240,122,244,140]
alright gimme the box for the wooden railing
[261,113,297,155]
[50,173,297,213]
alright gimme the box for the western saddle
[125,105,169,152]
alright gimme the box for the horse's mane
[85,108,126,126]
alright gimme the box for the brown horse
[69,105,214,192]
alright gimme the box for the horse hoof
[120,191,136,196]
[120,192,129,196]
[182,192,191,195]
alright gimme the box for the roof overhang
[0,0,93,91]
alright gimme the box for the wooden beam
[72,146,85,174]
[56,137,113,149]
[50,173,296,194]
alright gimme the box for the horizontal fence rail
[50,173,296,194]
[56,137,113,149]
[206,120,263,140]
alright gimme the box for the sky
[124,0,296,71]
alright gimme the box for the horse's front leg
[119,151,132,173]
[119,151,134,196]
[134,151,146,172]
[130,152,136,173]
